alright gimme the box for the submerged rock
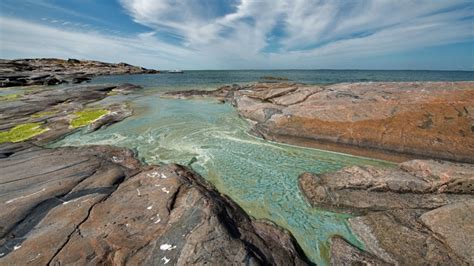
[299,160,474,264]
[0,143,310,265]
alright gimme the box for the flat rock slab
[299,159,473,212]
[299,159,474,264]
[0,143,309,265]
[420,199,474,262]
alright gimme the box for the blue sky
[0,0,473,70]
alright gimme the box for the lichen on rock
[70,109,109,128]
[0,94,21,102]
[0,123,48,143]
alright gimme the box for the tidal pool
[52,92,393,264]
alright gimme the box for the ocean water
[52,70,472,264]
[91,69,474,91]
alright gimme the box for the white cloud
[119,0,473,50]
[1,0,473,69]
[0,16,196,69]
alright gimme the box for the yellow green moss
[70,109,109,128]
[0,94,21,102]
[31,110,58,118]
[0,123,48,143]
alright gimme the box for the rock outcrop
[166,82,474,163]
[0,58,159,87]
[0,143,309,265]
[299,160,474,264]
[0,83,139,144]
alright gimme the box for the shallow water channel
[52,88,393,264]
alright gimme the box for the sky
[0,0,473,70]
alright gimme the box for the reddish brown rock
[299,160,473,213]
[0,143,309,265]
[249,82,474,163]
[299,159,473,264]
[420,199,474,263]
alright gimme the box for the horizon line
[168,68,474,72]
[2,58,473,72]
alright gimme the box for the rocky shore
[167,81,474,264]
[0,58,159,87]
[166,81,474,163]
[0,143,309,265]
[2,61,473,265]
[0,61,310,265]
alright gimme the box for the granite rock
[299,160,473,264]
[0,143,309,265]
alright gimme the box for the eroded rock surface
[299,160,474,264]
[0,143,309,265]
[0,58,159,87]
[166,82,474,163]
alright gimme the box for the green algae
[0,123,48,143]
[0,94,21,102]
[70,109,109,128]
[31,110,58,118]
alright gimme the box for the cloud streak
[1,0,473,69]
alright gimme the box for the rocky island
[0,58,159,87]
[1,59,473,265]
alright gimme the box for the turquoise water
[52,82,394,264]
